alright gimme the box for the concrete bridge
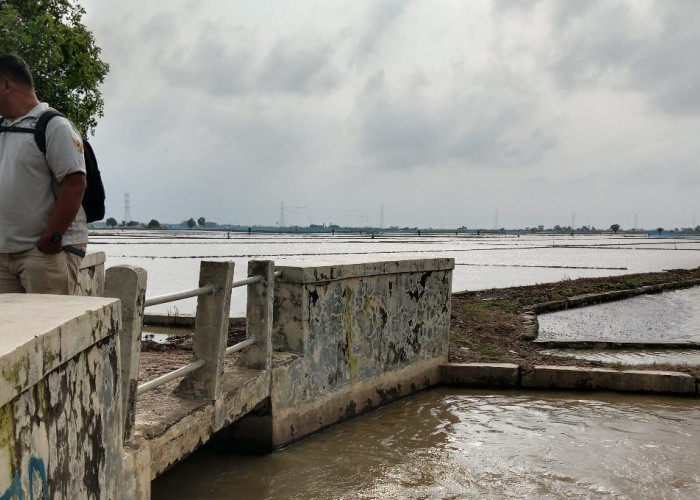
[3,253,696,498]
[0,254,454,499]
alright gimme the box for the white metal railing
[136,265,278,396]
[225,337,256,355]
[144,284,215,307]
[137,359,205,396]
[143,271,281,307]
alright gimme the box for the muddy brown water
[151,388,700,499]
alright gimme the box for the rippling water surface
[152,388,700,499]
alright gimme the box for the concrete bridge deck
[135,360,269,478]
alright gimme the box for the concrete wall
[269,258,454,446]
[0,294,123,499]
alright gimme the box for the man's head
[0,53,38,119]
[0,54,35,89]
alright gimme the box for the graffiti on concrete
[0,456,48,500]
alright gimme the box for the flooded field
[538,287,700,343]
[89,231,700,315]
[152,388,700,499]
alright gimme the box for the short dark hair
[0,53,34,88]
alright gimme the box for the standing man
[0,53,88,294]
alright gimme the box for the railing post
[236,260,274,371]
[104,265,148,444]
[177,261,235,399]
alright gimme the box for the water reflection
[152,388,700,499]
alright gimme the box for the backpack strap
[33,108,65,153]
[0,109,66,152]
[0,120,35,135]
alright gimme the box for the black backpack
[0,109,106,222]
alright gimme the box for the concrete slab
[0,294,120,407]
[618,369,696,394]
[0,293,118,355]
[522,365,696,394]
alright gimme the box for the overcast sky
[81,0,700,230]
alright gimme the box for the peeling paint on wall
[0,321,122,499]
[273,258,453,417]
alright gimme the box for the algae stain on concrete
[0,405,17,480]
[344,286,358,381]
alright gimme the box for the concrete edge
[80,250,105,270]
[276,258,455,284]
[532,340,700,350]
[531,279,700,315]
[440,362,699,396]
[0,297,121,407]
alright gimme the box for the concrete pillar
[122,435,151,500]
[104,265,148,443]
[76,250,106,296]
[178,261,235,399]
[236,260,274,371]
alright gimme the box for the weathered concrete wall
[270,258,454,446]
[76,251,106,297]
[0,294,123,499]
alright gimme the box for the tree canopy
[0,0,109,135]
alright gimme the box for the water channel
[151,388,700,499]
[89,231,700,498]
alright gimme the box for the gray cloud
[257,41,340,94]
[547,1,700,114]
[152,23,257,96]
[360,97,556,170]
[83,0,700,229]
[356,0,414,58]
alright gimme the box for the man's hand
[36,233,62,254]
[37,172,86,254]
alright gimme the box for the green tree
[105,217,117,228]
[0,0,109,135]
[197,217,206,227]
[187,218,196,228]
[147,219,160,229]
[126,220,139,227]
[610,224,620,233]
